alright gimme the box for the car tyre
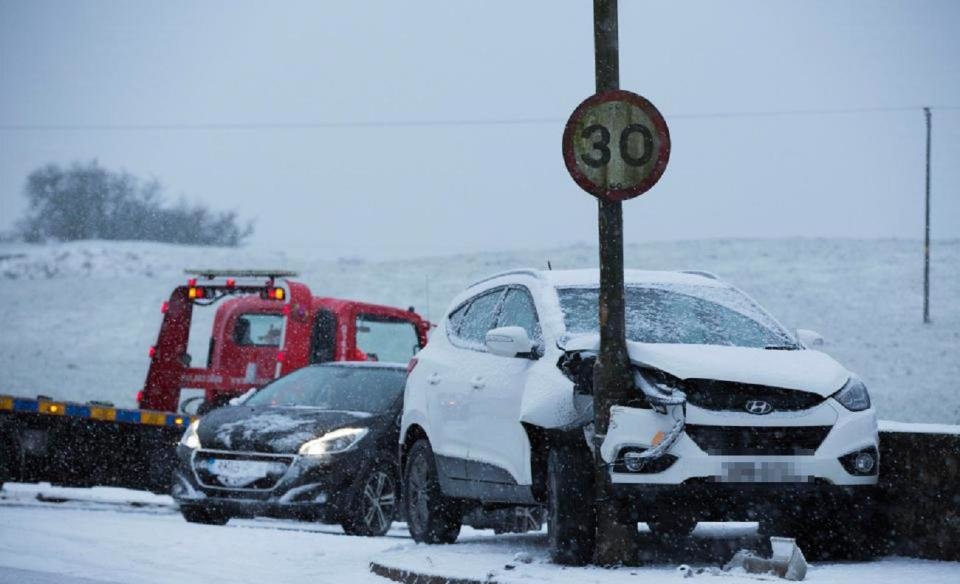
[342,462,398,537]
[181,505,230,526]
[547,442,596,566]
[403,439,462,544]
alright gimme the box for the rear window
[355,314,420,363]
[233,313,283,347]
[245,366,406,413]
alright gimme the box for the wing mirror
[796,328,825,348]
[485,326,536,358]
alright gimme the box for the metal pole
[923,107,931,324]
[592,0,638,565]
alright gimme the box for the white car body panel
[401,267,879,498]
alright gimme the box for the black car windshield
[557,285,793,348]
[244,365,406,413]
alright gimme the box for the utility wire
[0,105,958,132]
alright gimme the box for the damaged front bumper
[601,400,880,487]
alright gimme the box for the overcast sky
[1,0,958,258]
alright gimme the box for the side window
[457,289,505,345]
[310,309,337,364]
[498,288,542,343]
[356,314,420,363]
[447,303,469,336]
[233,314,283,347]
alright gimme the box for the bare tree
[17,160,253,246]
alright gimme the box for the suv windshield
[557,285,793,348]
[245,365,405,413]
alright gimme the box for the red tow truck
[140,269,430,414]
[1,270,431,492]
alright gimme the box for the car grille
[683,379,826,412]
[684,425,832,455]
[193,450,293,491]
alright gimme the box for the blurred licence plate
[719,461,808,483]
[204,459,283,487]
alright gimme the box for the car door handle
[470,375,485,389]
[428,372,441,385]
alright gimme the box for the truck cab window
[233,314,283,347]
[356,314,420,363]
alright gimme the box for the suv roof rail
[680,270,720,280]
[184,269,300,279]
[469,268,543,288]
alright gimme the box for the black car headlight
[298,427,369,457]
[832,377,871,412]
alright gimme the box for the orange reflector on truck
[140,411,167,426]
[89,406,117,421]
[38,401,66,416]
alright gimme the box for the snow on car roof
[472,268,727,290]
[544,268,727,288]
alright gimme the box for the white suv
[400,269,879,564]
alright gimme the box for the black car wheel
[342,463,398,537]
[181,505,230,526]
[547,442,596,566]
[403,439,461,544]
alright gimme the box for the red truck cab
[138,271,430,413]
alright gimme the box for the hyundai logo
[745,400,773,415]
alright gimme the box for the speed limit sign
[562,90,670,201]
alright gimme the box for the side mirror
[485,326,534,358]
[796,328,825,348]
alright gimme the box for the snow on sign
[562,89,671,201]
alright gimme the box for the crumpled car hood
[562,334,850,396]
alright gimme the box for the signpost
[562,0,671,566]
[562,90,670,201]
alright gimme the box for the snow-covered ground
[0,238,958,423]
[1,483,958,584]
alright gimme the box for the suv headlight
[179,420,201,450]
[298,427,369,457]
[832,377,871,411]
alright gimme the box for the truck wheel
[647,512,698,541]
[547,442,596,566]
[181,505,229,526]
[342,462,398,537]
[403,439,461,544]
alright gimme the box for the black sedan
[171,362,405,536]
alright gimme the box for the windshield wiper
[764,344,800,350]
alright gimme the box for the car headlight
[179,420,202,450]
[832,377,871,411]
[298,427,369,457]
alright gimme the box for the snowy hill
[0,238,957,423]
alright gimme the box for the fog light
[839,446,879,476]
[854,451,875,474]
[615,448,678,474]
[623,451,646,472]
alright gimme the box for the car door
[426,288,505,480]
[464,286,543,488]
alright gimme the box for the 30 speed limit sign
[562,90,670,201]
